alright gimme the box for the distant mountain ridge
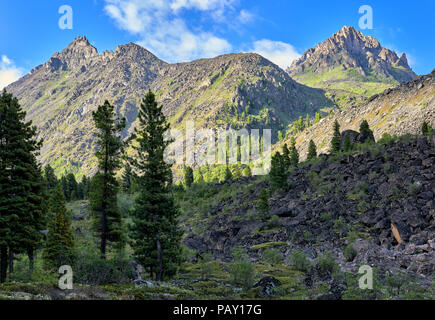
[6,36,332,176]
[287,26,417,108]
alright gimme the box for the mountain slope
[287,26,417,108]
[280,69,435,159]
[7,37,333,176]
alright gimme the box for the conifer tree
[121,163,133,194]
[90,100,126,258]
[282,143,290,169]
[66,173,78,201]
[44,165,58,191]
[421,121,429,135]
[42,185,75,270]
[307,140,317,160]
[306,114,311,128]
[270,152,287,191]
[0,90,44,282]
[183,165,194,188]
[257,188,270,221]
[129,91,183,281]
[330,120,341,153]
[289,137,299,166]
[243,166,252,177]
[224,166,233,181]
[359,120,374,143]
[343,133,352,152]
[315,112,321,124]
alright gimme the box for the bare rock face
[288,26,416,83]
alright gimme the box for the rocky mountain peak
[287,26,416,83]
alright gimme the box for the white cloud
[0,55,23,90]
[251,39,301,70]
[237,9,255,24]
[104,0,234,62]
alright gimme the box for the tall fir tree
[44,165,58,191]
[257,188,270,221]
[330,120,341,153]
[289,137,299,166]
[307,140,317,160]
[282,143,290,169]
[121,163,133,194]
[90,100,126,258]
[183,165,194,188]
[270,152,287,192]
[359,120,374,143]
[129,91,183,281]
[42,185,75,271]
[0,90,44,282]
[343,133,352,152]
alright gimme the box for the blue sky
[1,0,434,88]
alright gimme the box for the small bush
[320,212,331,222]
[229,250,256,291]
[263,249,282,266]
[265,215,282,229]
[343,244,357,262]
[317,252,339,276]
[199,252,213,280]
[407,182,422,196]
[289,250,311,272]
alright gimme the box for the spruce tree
[282,143,290,169]
[270,152,287,191]
[307,140,317,160]
[243,166,252,177]
[129,91,183,281]
[315,112,321,124]
[121,163,133,194]
[422,121,429,135]
[306,114,311,128]
[257,188,270,221]
[289,137,299,166]
[224,166,233,181]
[42,185,75,270]
[44,165,58,191]
[66,173,78,201]
[0,90,44,281]
[343,133,352,152]
[330,120,341,153]
[359,120,374,143]
[183,165,194,188]
[90,100,126,258]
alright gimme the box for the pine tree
[90,100,126,259]
[330,120,341,153]
[224,166,233,181]
[307,140,317,160]
[0,90,44,282]
[257,188,270,221]
[44,165,58,191]
[422,121,429,135]
[306,114,311,128]
[66,173,78,201]
[278,130,284,142]
[282,143,290,169]
[243,166,252,177]
[315,112,321,124]
[183,165,194,188]
[289,137,299,166]
[359,120,374,143]
[42,185,74,271]
[270,152,287,191]
[129,91,183,281]
[121,163,133,194]
[343,133,352,152]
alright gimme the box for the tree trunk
[156,238,163,282]
[0,246,8,283]
[27,248,34,276]
[101,212,107,259]
[8,248,13,274]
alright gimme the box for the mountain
[279,68,435,160]
[287,26,417,108]
[6,36,333,176]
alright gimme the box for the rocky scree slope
[282,68,435,161]
[183,135,435,287]
[6,36,332,176]
[287,26,417,108]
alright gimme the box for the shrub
[265,215,282,229]
[229,255,256,291]
[289,250,311,272]
[263,249,282,266]
[343,244,357,262]
[317,252,339,276]
[199,252,213,280]
[320,212,331,222]
[407,182,422,196]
